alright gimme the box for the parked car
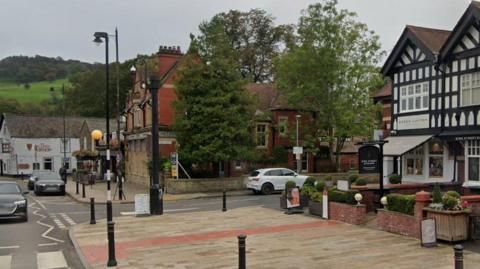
[33,173,65,196]
[246,168,308,195]
[0,182,28,222]
[28,171,59,190]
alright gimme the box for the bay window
[466,140,480,182]
[428,138,443,178]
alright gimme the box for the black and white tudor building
[382,2,480,188]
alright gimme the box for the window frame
[43,157,53,171]
[256,124,268,148]
[399,82,429,113]
[461,72,480,107]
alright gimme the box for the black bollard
[238,234,246,269]
[90,198,96,224]
[454,245,464,269]
[76,179,79,195]
[107,221,117,266]
[82,183,86,198]
[222,190,227,212]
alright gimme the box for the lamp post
[295,114,301,174]
[149,75,163,215]
[92,31,117,267]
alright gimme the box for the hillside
[0,79,68,104]
[0,55,95,84]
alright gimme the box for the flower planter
[309,200,322,216]
[300,194,309,208]
[280,196,287,209]
[423,208,470,242]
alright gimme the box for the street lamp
[92,31,117,267]
[295,114,302,174]
[149,75,163,215]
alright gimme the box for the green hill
[0,79,68,104]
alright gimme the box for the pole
[296,115,301,174]
[115,28,123,201]
[379,141,384,199]
[222,190,227,212]
[454,245,463,269]
[149,75,162,215]
[90,197,96,224]
[62,84,67,184]
[82,183,86,198]
[238,234,246,269]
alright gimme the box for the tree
[174,23,255,173]
[202,9,294,83]
[275,0,385,171]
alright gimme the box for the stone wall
[328,202,366,225]
[165,177,247,194]
[377,209,420,239]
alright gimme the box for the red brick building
[373,80,392,139]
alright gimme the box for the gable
[452,23,480,54]
[394,41,428,68]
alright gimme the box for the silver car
[33,173,65,196]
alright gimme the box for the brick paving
[71,206,480,269]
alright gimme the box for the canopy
[383,135,433,156]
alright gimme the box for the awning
[383,135,433,156]
[439,130,480,141]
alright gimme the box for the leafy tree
[275,0,385,171]
[202,9,294,82]
[174,23,255,172]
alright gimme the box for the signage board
[337,180,350,191]
[293,147,303,155]
[397,114,429,130]
[134,194,150,216]
[171,165,178,177]
[358,145,380,174]
[286,187,300,208]
[421,219,437,247]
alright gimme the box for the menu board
[135,194,150,216]
[421,219,437,247]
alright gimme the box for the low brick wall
[328,202,366,225]
[165,177,247,194]
[461,195,480,208]
[377,209,420,239]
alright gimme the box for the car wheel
[252,190,260,195]
[261,183,274,195]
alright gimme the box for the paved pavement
[71,206,480,269]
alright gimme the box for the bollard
[454,245,463,269]
[238,234,246,269]
[90,198,96,224]
[107,221,117,266]
[76,179,79,195]
[82,183,86,198]
[222,190,227,212]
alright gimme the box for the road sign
[171,165,178,177]
[170,152,177,165]
[293,147,303,154]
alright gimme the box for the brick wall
[165,177,247,194]
[377,209,420,238]
[328,202,366,225]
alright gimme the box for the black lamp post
[93,31,117,267]
[149,75,163,215]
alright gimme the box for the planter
[309,200,323,216]
[280,196,287,209]
[300,195,309,207]
[424,208,470,242]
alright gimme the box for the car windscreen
[0,183,21,194]
[37,174,59,181]
[250,171,260,177]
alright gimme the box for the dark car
[28,171,57,190]
[0,182,28,222]
[33,173,65,196]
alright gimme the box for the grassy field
[0,79,69,103]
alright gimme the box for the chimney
[158,45,182,56]
[157,45,183,77]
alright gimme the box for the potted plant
[280,180,296,209]
[300,177,316,207]
[424,188,470,242]
[308,180,325,216]
[388,174,402,184]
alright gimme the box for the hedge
[328,189,359,205]
[387,194,415,216]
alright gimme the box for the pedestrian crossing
[49,213,76,230]
[0,251,69,269]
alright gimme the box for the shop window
[256,124,267,147]
[406,147,423,176]
[467,140,480,181]
[278,117,288,137]
[429,138,443,178]
[43,157,53,171]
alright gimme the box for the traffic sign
[293,147,303,154]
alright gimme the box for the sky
[0,0,473,64]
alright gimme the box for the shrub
[300,185,316,198]
[310,192,323,203]
[304,177,317,187]
[285,180,296,190]
[389,174,402,184]
[315,180,326,192]
[272,146,288,164]
[442,195,459,211]
[432,183,443,204]
[345,190,360,205]
[446,190,461,199]
[348,174,359,184]
[387,194,415,215]
[322,175,333,182]
[328,189,358,205]
[355,178,368,186]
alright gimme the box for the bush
[348,174,359,184]
[442,195,459,210]
[345,190,359,205]
[328,189,358,205]
[300,185,316,198]
[272,146,288,164]
[322,175,333,182]
[355,178,367,186]
[315,180,325,192]
[446,190,461,199]
[285,180,296,190]
[387,194,415,215]
[310,192,323,203]
[432,183,443,204]
[304,177,317,187]
[389,174,402,184]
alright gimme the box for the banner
[287,187,300,208]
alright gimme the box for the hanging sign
[358,145,380,174]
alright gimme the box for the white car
[246,168,308,195]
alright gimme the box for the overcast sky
[0,0,473,64]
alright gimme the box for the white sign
[337,180,350,191]
[135,194,150,216]
[421,218,437,247]
[293,147,303,154]
[397,114,429,130]
[287,187,300,208]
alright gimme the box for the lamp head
[91,129,103,141]
[296,114,301,119]
[130,65,137,74]
[93,32,107,46]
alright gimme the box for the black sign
[358,145,379,174]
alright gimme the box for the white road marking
[0,246,19,249]
[29,203,64,243]
[0,255,12,269]
[120,207,199,216]
[37,251,68,269]
[32,198,47,210]
[120,211,135,216]
[49,214,66,229]
[38,243,58,247]
[59,213,76,226]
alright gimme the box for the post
[149,75,162,215]
[62,83,67,184]
[296,115,301,173]
[107,221,117,267]
[82,183,86,198]
[379,141,384,199]
[238,234,246,269]
[90,198,96,224]
[222,190,227,212]
[454,245,463,269]
[75,176,79,195]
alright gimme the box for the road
[0,177,279,269]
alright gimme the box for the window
[43,157,53,171]
[281,169,295,176]
[429,138,443,178]
[33,163,40,170]
[406,147,423,176]
[256,124,267,147]
[60,138,71,153]
[461,72,480,106]
[265,169,282,176]
[467,140,480,181]
[234,161,242,170]
[63,158,70,170]
[2,143,10,153]
[278,117,288,137]
[400,82,429,112]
